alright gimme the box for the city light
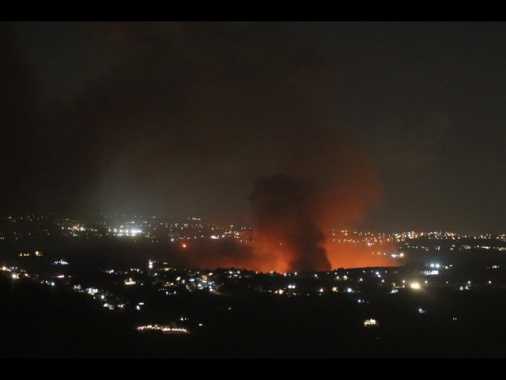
[2,216,506,358]
[137,325,189,334]
[364,319,378,327]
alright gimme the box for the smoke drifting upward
[0,23,392,270]
[250,174,331,273]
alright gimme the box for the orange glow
[181,243,187,249]
[249,174,331,273]
[164,234,399,274]
[165,135,390,272]
[325,240,399,269]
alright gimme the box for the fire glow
[171,168,397,273]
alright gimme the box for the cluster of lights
[137,325,189,334]
[364,319,378,327]
[110,227,143,237]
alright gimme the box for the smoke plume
[250,174,330,273]
[0,22,393,270]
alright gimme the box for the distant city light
[137,325,189,334]
[364,319,378,327]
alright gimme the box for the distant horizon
[1,212,504,236]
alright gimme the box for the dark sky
[0,22,505,234]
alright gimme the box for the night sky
[1,22,505,234]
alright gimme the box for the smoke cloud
[250,174,330,273]
[1,22,393,270]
